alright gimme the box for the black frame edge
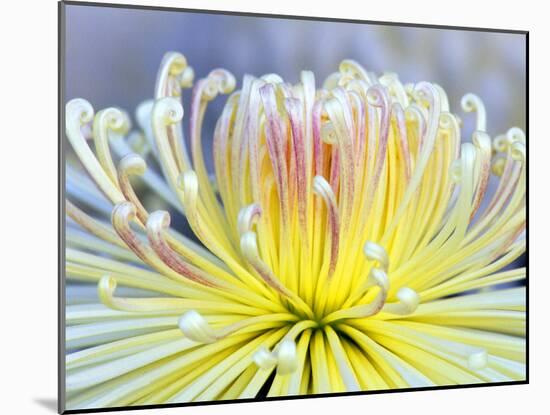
[62,381,529,414]
[524,31,530,384]
[62,0,528,34]
[58,1,67,414]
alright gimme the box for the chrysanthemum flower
[64,52,526,410]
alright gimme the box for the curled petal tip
[97,275,117,308]
[383,286,420,315]
[203,69,236,100]
[252,346,278,370]
[363,242,389,272]
[467,350,488,371]
[370,268,390,292]
[461,93,487,132]
[366,84,390,107]
[96,107,128,133]
[397,287,420,311]
[119,153,147,176]
[472,130,492,151]
[153,97,184,124]
[237,204,262,235]
[162,51,188,76]
[320,121,337,145]
[240,231,259,258]
[112,201,137,222]
[507,127,526,145]
[178,310,218,344]
[253,339,298,375]
[312,175,332,197]
[511,141,526,162]
[276,339,298,375]
[66,98,94,125]
[147,210,171,230]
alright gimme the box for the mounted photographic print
[59,1,528,413]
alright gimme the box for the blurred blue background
[65,3,526,142]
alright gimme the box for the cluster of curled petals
[64,52,525,410]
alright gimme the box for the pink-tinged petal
[312,98,326,177]
[146,211,217,287]
[111,202,215,289]
[470,131,492,220]
[286,97,309,249]
[348,91,366,173]
[230,75,254,207]
[366,86,391,213]
[482,153,517,221]
[111,202,154,265]
[380,82,441,244]
[331,87,356,152]
[213,93,239,212]
[301,70,316,176]
[329,147,340,195]
[313,176,340,278]
[246,79,267,204]
[117,154,149,224]
[324,96,355,231]
[489,222,526,263]
[392,102,412,182]
[260,83,291,234]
